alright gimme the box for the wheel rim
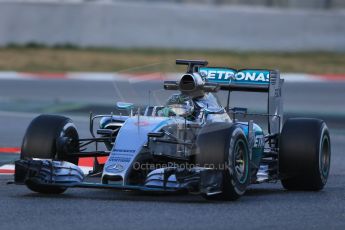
[232,139,248,183]
[320,135,330,179]
[56,123,79,163]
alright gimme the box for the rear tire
[196,123,250,201]
[279,118,331,191]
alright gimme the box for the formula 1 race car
[14,60,331,201]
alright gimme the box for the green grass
[1,46,345,73]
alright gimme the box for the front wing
[14,160,223,195]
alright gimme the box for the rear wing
[199,67,271,92]
[199,67,284,134]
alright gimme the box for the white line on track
[0,111,90,122]
[0,72,343,82]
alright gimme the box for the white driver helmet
[166,94,194,117]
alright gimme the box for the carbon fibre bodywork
[15,60,288,198]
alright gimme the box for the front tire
[20,114,80,194]
[26,180,67,194]
[196,123,251,201]
[279,118,331,191]
[21,114,79,164]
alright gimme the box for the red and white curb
[0,147,107,175]
[0,72,168,83]
[0,72,344,83]
[0,147,21,174]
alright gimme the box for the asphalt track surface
[0,79,345,230]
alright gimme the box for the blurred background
[0,1,345,229]
[0,0,344,71]
[1,0,345,8]
[0,0,344,133]
[0,0,344,112]
[0,0,344,135]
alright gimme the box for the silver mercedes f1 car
[15,60,331,201]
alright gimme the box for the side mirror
[148,132,165,138]
[116,102,134,110]
[229,107,248,114]
[204,108,225,115]
[229,107,248,120]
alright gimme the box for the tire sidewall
[224,127,250,196]
[318,123,331,185]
